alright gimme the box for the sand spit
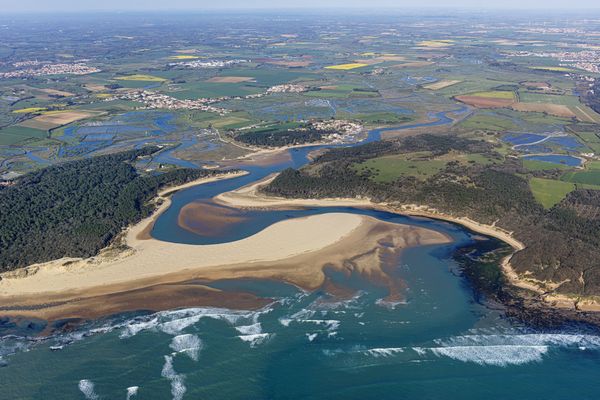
[0,162,450,322]
[217,175,600,312]
[0,211,448,321]
[0,212,362,298]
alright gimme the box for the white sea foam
[290,308,317,320]
[119,307,266,338]
[162,355,186,400]
[159,308,243,335]
[375,299,407,309]
[279,318,292,327]
[412,347,427,356]
[366,347,405,357]
[0,305,276,366]
[437,333,600,349]
[307,333,318,342]
[170,334,203,361]
[419,332,600,366]
[298,319,340,337]
[0,339,31,363]
[120,318,159,339]
[314,298,362,311]
[322,348,345,357]
[78,379,99,400]
[278,307,315,327]
[238,333,271,347]
[126,386,139,400]
[235,323,262,336]
[429,345,548,366]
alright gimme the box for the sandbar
[0,172,451,321]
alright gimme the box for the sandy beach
[0,212,363,298]
[216,175,600,312]
[216,175,524,250]
[0,168,450,321]
[9,164,591,322]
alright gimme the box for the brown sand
[0,164,453,322]
[178,200,249,236]
[0,211,448,321]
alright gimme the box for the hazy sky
[3,0,600,12]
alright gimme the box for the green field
[115,74,167,82]
[517,92,581,106]
[576,132,600,143]
[177,110,258,130]
[348,112,413,125]
[353,151,496,183]
[240,121,303,134]
[529,66,575,73]
[437,78,516,97]
[573,127,600,147]
[304,84,379,99]
[219,68,312,86]
[523,159,572,171]
[212,116,255,130]
[518,111,572,125]
[354,153,446,182]
[529,177,575,208]
[169,82,264,99]
[468,90,516,99]
[561,170,600,186]
[0,126,48,145]
[459,113,518,131]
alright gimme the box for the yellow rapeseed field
[325,63,369,70]
[12,107,47,114]
[115,74,167,82]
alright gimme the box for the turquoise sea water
[2,109,600,399]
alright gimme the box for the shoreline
[216,175,600,313]
[135,170,250,240]
[0,171,450,322]
[2,166,597,325]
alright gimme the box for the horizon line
[3,7,600,14]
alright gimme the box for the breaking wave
[126,386,139,400]
[162,355,186,400]
[121,307,257,338]
[436,333,600,348]
[422,332,600,366]
[322,331,600,367]
[170,334,203,361]
[430,345,548,366]
[235,322,263,336]
[366,347,405,357]
[238,333,272,347]
[234,322,273,347]
[78,379,99,400]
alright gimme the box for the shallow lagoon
[523,154,583,167]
